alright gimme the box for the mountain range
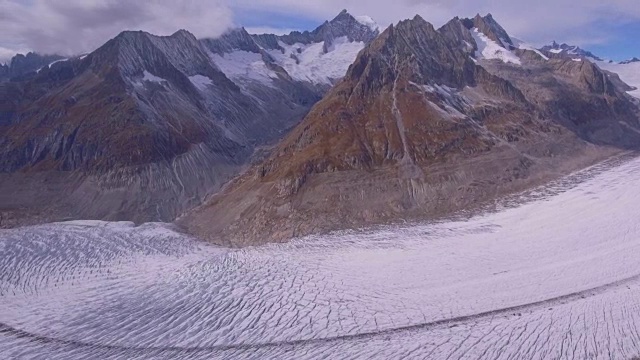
[0,10,377,227]
[1,11,640,245]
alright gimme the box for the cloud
[1,0,639,63]
[0,0,234,62]
[244,27,299,36]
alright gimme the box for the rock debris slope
[181,14,640,246]
[0,11,376,227]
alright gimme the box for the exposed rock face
[0,52,65,82]
[465,13,514,48]
[181,15,640,246]
[0,11,378,227]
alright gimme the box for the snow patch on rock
[268,36,365,85]
[210,50,278,86]
[471,28,521,65]
[189,75,213,91]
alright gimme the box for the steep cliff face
[181,15,640,246]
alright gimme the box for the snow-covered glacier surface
[2,155,640,359]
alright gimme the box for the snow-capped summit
[273,9,379,51]
[540,41,603,61]
[354,15,380,32]
[214,10,381,87]
[450,14,524,65]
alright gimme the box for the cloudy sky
[1,0,639,63]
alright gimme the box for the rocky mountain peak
[467,13,514,49]
[88,28,228,94]
[201,27,261,55]
[354,14,475,90]
[315,9,380,51]
[275,9,379,51]
[438,17,478,55]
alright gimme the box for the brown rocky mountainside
[180,15,640,246]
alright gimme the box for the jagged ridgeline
[180,14,640,246]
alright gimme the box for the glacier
[1,154,640,359]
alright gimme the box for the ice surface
[471,28,521,65]
[2,155,640,359]
[210,50,278,86]
[268,36,365,85]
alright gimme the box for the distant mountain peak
[1,51,65,81]
[620,57,640,65]
[539,41,603,61]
